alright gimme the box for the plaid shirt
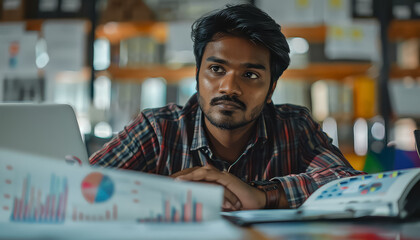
[90,94,362,208]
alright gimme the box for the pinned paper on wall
[0,23,25,72]
[42,20,87,71]
[256,0,323,25]
[323,0,352,23]
[39,0,59,12]
[15,32,38,73]
[272,79,311,109]
[389,80,420,117]
[325,21,379,60]
[166,21,195,65]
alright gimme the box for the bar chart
[72,204,118,221]
[10,174,68,223]
[1,150,223,224]
[136,190,203,223]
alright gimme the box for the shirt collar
[190,99,269,151]
[255,110,268,145]
[190,106,209,151]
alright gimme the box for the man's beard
[198,93,265,130]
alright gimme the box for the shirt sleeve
[273,107,364,208]
[89,112,160,171]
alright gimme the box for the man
[90,4,362,211]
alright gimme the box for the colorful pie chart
[359,182,382,195]
[81,172,114,203]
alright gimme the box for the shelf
[282,25,326,43]
[0,19,43,31]
[390,65,420,79]
[104,65,196,83]
[94,20,420,45]
[282,63,373,80]
[95,21,327,44]
[0,19,91,32]
[389,20,420,40]
[95,21,167,44]
[9,19,420,44]
[24,19,43,31]
[284,21,420,42]
[94,21,327,44]
[284,21,420,43]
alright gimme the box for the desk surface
[1,218,419,240]
[250,218,420,240]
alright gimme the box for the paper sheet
[0,220,244,240]
[0,149,223,224]
[325,21,379,60]
[42,20,86,71]
[0,22,25,72]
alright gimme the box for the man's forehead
[203,36,270,66]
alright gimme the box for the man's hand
[173,165,266,211]
[170,167,201,178]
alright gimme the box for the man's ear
[195,67,199,91]
[266,81,277,104]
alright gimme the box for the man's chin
[209,121,238,130]
[206,116,249,130]
[219,110,235,116]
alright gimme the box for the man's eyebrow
[206,56,266,71]
[206,56,228,65]
[242,63,266,71]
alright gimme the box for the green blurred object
[363,152,382,173]
[363,146,396,173]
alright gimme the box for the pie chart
[359,182,382,195]
[81,172,115,203]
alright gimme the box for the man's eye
[244,72,259,79]
[210,66,224,73]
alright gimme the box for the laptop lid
[0,103,88,164]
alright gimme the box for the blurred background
[0,0,419,172]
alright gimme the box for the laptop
[0,103,89,164]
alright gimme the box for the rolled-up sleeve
[89,111,160,171]
[273,107,364,208]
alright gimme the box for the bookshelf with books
[95,20,420,83]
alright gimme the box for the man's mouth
[213,100,244,110]
[210,96,246,110]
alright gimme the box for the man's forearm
[250,181,289,209]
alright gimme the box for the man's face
[197,35,274,130]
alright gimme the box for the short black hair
[191,4,290,90]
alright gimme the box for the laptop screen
[0,103,89,164]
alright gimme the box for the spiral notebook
[222,130,420,226]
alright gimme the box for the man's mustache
[210,95,246,110]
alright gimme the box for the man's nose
[218,72,242,96]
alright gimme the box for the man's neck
[204,118,256,164]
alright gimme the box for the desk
[1,218,419,239]
[250,218,420,240]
